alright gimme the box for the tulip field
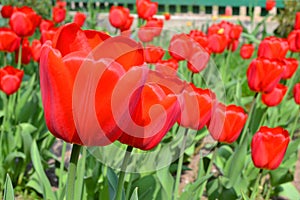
[1,0,300,199]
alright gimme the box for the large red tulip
[261,84,287,107]
[0,66,24,95]
[251,126,289,170]
[207,103,247,143]
[9,6,41,37]
[0,27,21,52]
[39,23,145,145]
[257,36,288,60]
[293,83,300,105]
[177,83,216,130]
[247,58,284,93]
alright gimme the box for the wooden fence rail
[66,0,285,16]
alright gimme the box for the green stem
[116,146,133,200]
[250,169,263,200]
[290,107,300,139]
[0,95,8,163]
[221,50,232,83]
[59,141,67,195]
[239,92,258,145]
[3,52,7,66]
[265,181,271,200]
[173,128,189,199]
[66,144,81,200]
[198,143,219,198]
[125,174,133,200]
[17,38,23,69]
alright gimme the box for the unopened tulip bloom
[266,0,276,11]
[0,27,21,52]
[137,0,158,20]
[294,12,300,30]
[251,126,289,170]
[1,5,13,18]
[240,44,254,59]
[73,12,86,27]
[144,45,165,64]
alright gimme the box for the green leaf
[276,182,300,199]
[131,175,157,200]
[31,140,56,200]
[241,191,250,200]
[75,148,86,200]
[269,167,294,186]
[156,167,174,200]
[130,188,139,200]
[107,167,121,200]
[3,174,14,200]
[226,134,248,188]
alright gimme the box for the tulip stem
[3,52,7,66]
[173,128,189,200]
[239,92,258,145]
[250,169,263,200]
[17,38,23,69]
[198,142,219,198]
[59,141,67,196]
[290,107,300,140]
[66,144,81,200]
[116,145,133,200]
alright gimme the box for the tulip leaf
[130,188,139,200]
[156,167,174,200]
[3,174,14,200]
[275,182,300,199]
[269,167,294,186]
[226,134,248,188]
[30,140,56,200]
[75,148,86,200]
[107,167,125,200]
[131,175,158,200]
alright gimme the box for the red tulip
[295,12,300,30]
[138,18,163,42]
[266,0,276,11]
[188,30,208,50]
[282,58,298,79]
[144,45,165,64]
[251,126,289,170]
[240,44,254,59]
[207,103,247,143]
[52,6,66,23]
[109,6,131,30]
[225,6,232,16]
[117,81,179,150]
[31,39,42,62]
[73,12,86,27]
[15,38,32,65]
[287,30,300,52]
[164,12,170,20]
[39,23,146,145]
[262,84,287,107]
[1,5,13,18]
[177,84,216,130]
[247,58,284,93]
[227,39,239,52]
[229,25,243,40]
[258,36,289,60]
[9,6,41,37]
[137,0,158,20]
[293,83,300,104]
[40,19,54,32]
[207,32,228,53]
[40,28,57,44]
[0,27,21,52]
[0,66,24,95]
